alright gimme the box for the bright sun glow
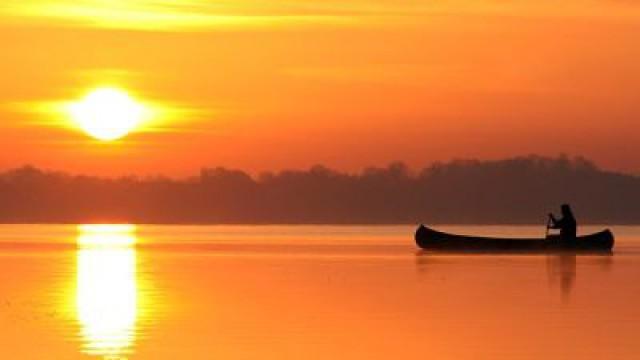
[76,224,139,357]
[77,224,137,247]
[69,87,146,141]
[77,248,137,356]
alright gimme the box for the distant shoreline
[0,222,634,226]
[1,155,638,224]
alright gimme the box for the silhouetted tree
[0,155,637,224]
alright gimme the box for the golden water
[0,225,638,359]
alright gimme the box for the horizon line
[3,154,636,179]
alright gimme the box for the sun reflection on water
[76,224,139,359]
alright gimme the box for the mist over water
[0,225,639,359]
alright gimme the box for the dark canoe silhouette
[415,225,614,252]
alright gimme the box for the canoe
[414,225,614,252]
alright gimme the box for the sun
[69,87,146,141]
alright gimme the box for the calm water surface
[0,225,639,359]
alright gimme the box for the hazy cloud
[0,0,362,31]
[2,1,639,31]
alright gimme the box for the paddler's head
[561,204,573,218]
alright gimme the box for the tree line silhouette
[0,155,638,224]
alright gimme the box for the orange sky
[0,1,639,176]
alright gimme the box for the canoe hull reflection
[415,225,614,252]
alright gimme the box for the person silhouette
[548,204,577,241]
